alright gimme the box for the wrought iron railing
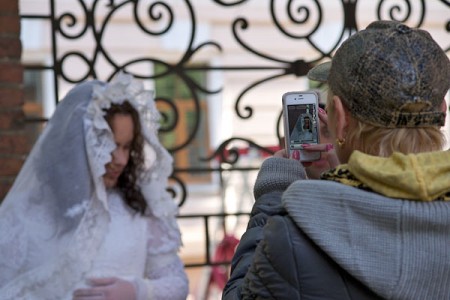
[20,0,450,270]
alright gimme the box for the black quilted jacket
[222,191,382,300]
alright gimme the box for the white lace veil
[0,72,178,299]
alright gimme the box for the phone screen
[286,103,319,151]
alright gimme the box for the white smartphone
[282,91,320,162]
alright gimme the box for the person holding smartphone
[223,20,450,300]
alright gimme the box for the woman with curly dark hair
[0,72,189,300]
[104,102,147,214]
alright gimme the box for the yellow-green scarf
[321,150,450,201]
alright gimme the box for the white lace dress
[64,189,189,300]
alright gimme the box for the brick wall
[0,0,25,201]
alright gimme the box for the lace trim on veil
[88,71,182,261]
[88,72,175,213]
[87,72,181,250]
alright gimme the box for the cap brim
[307,61,331,83]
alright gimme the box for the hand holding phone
[282,91,320,162]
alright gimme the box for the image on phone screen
[287,103,318,151]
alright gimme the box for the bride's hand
[73,277,136,300]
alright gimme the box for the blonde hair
[327,91,446,157]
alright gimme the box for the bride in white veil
[0,72,189,300]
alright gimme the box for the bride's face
[103,113,134,188]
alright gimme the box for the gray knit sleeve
[253,157,307,200]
